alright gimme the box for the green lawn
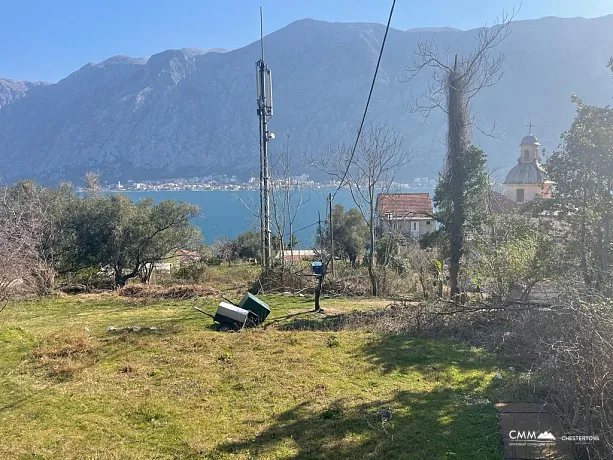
[0,294,505,459]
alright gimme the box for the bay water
[123,188,432,248]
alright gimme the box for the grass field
[0,294,507,459]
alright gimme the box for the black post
[329,193,334,276]
[314,211,324,311]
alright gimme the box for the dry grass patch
[119,284,219,299]
[26,330,97,381]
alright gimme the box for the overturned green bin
[238,293,271,325]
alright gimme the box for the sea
[122,188,433,248]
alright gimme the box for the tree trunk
[368,206,377,297]
[446,57,468,299]
[144,265,154,284]
[580,212,589,289]
[290,221,294,268]
[314,275,323,311]
[115,271,126,288]
[418,267,428,299]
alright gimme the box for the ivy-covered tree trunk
[406,15,514,300]
[446,58,469,298]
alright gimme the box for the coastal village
[104,175,434,193]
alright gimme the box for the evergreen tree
[318,205,367,267]
[432,144,488,292]
[547,97,613,293]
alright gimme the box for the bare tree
[269,131,307,268]
[0,182,52,310]
[84,171,101,194]
[406,243,442,299]
[211,237,238,267]
[405,11,515,297]
[233,130,307,268]
[320,122,410,296]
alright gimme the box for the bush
[56,266,114,292]
[172,262,207,283]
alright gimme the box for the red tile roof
[376,193,433,219]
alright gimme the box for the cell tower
[256,7,274,268]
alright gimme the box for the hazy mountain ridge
[1,15,612,184]
[0,78,49,110]
[406,26,461,33]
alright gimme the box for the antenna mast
[260,7,264,60]
[256,7,274,268]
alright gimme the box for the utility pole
[318,210,322,257]
[328,193,334,276]
[256,7,274,268]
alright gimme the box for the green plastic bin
[238,292,271,324]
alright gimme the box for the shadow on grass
[358,334,496,375]
[275,312,349,332]
[221,310,508,459]
[215,387,501,460]
[277,310,496,374]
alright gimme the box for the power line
[332,0,397,200]
[293,221,320,234]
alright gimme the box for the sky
[1,0,612,82]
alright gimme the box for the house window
[523,149,530,160]
[426,221,431,225]
[516,188,525,203]
[413,222,417,231]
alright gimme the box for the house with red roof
[376,193,435,239]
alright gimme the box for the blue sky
[2,0,612,82]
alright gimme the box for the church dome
[521,134,540,146]
[503,162,547,185]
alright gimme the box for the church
[503,127,552,203]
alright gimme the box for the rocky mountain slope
[0,79,49,109]
[0,15,612,184]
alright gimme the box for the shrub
[172,262,207,283]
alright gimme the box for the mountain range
[1,15,612,185]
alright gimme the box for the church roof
[488,190,519,214]
[503,162,547,185]
[521,134,540,146]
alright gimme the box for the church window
[516,188,525,203]
[523,149,530,160]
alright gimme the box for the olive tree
[318,205,367,267]
[62,195,201,286]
